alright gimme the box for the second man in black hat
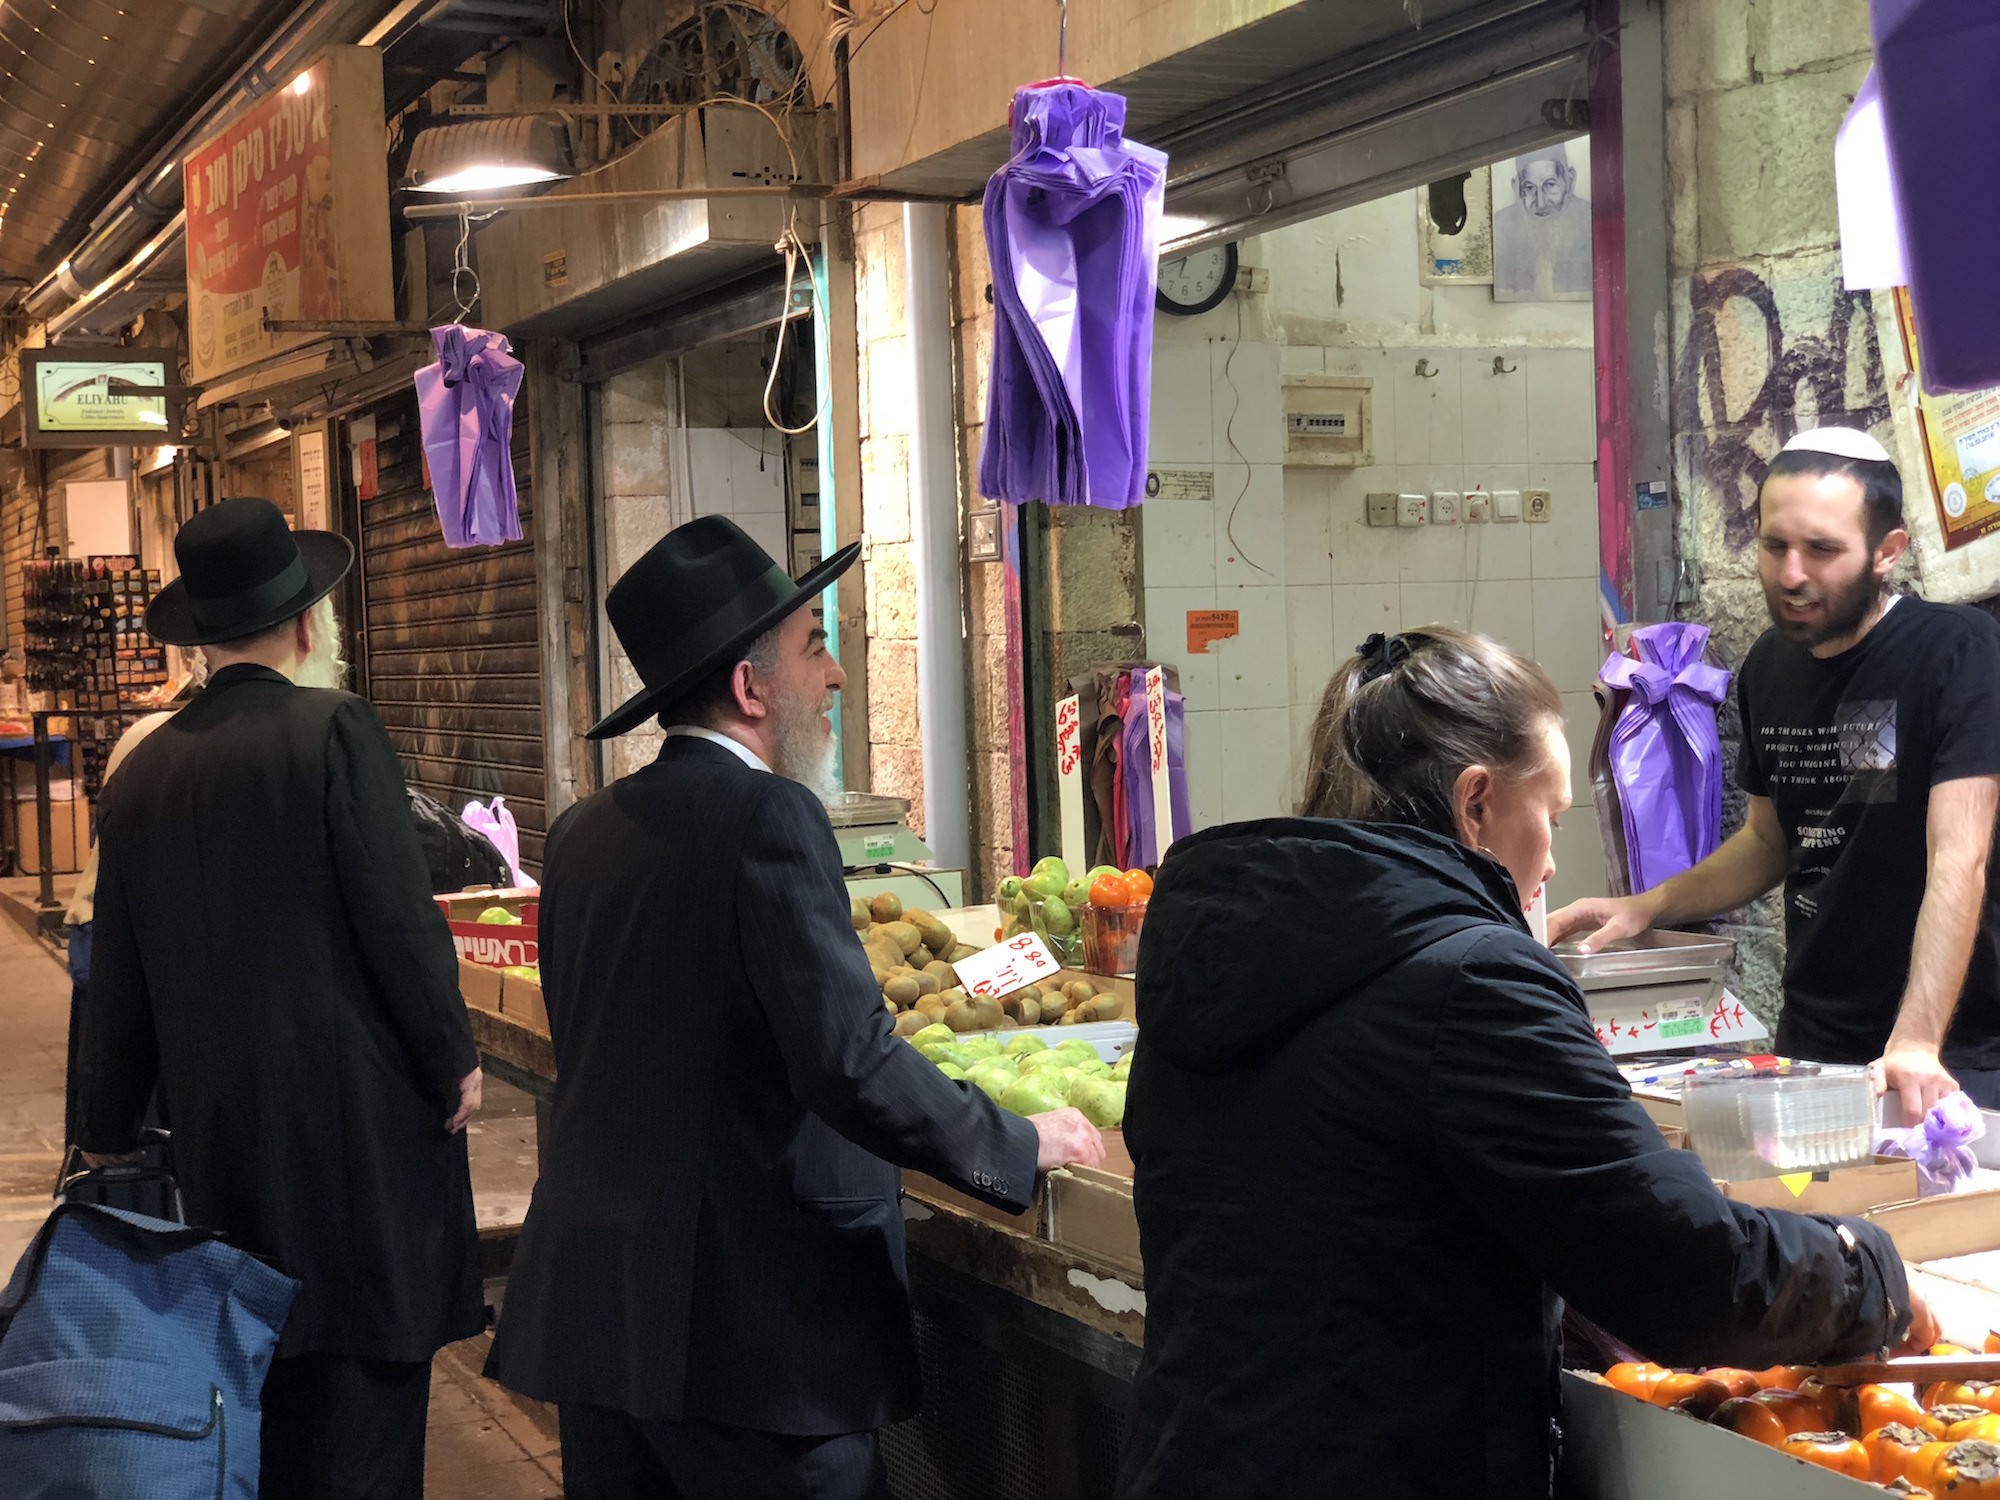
[486,515,1105,1499]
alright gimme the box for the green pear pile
[905,1024,1130,1128]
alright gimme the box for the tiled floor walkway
[0,896,563,1496]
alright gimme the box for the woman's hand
[1893,1280,1940,1356]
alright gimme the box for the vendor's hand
[1871,1044,1958,1128]
[79,1149,143,1169]
[1031,1108,1106,1173]
[1547,893,1659,952]
[1894,1279,1941,1356]
[445,1067,483,1134]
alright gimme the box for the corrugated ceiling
[0,0,294,287]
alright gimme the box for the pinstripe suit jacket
[486,735,1038,1433]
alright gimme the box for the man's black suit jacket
[78,664,483,1361]
[486,735,1039,1434]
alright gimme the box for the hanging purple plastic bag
[980,83,1166,509]
[415,324,524,548]
[1875,1089,1985,1196]
[1597,623,1730,892]
[1119,667,1192,866]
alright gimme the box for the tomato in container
[1780,1432,1872,1478]
[1081,871,1148,976]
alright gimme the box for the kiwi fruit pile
[851,892,1125,1039]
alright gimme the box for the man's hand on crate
[1033,1108,1106,1173]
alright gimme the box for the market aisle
[0,917,564,1496]
[0,915,68,1278]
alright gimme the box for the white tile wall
[1140,498,1217,588]
[1551,809,1611,907]
[1143,584,1221,706]
[686,426,786,562]
[1393,355,1463,464]
[1213,464,1285,586]
[1212,339,1284,464]
[1148,339,1216,465]
[1527,348,1598,464]
[1560,689,1600,808]
[1527,463,1601,580]
[1217,706,1294,821]
[1282,470,1333,587]
[1329,583,1399,665]
[1182,709,1225,829]
[1287,585,1335,705]
[1533,576,1611,690]
[1214,584,1289,711]
[1459,351,1530,465]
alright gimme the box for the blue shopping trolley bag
[0,1200,296,1499]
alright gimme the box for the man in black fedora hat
[75,496,486,1498]
[486,515,1105,1498]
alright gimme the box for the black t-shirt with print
[1736,597,2000,1069]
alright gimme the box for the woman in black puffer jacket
[1116,627,1929,1499]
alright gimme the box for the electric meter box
[1281,375,1372,467]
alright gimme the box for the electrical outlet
[1366,492,1398,527]
[1524,488,1552,523]
[1494,489,1522,523]
[1431,491,1462,526]
[1396,492,1427,528]
[1467,493,1492,523]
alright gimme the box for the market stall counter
[449,893,2000,1498]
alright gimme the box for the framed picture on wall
[1417,172,1494,285]
[1491,136,1593,302]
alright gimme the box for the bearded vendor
[1553,427,2000,1125]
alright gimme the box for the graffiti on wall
[1677,266,1892,550]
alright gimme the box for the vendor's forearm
[1645,815,1789,927]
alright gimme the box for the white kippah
[1780,426,1893,463]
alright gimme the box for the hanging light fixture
[405,116,575,194]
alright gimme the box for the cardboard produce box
[458,957,504,1015]
[1717,1157,1919,1216]
[1869,1185,2000,1262]
[502,971,548,1032]
[902,1170,1043,1235]
[13,793,87,875]
[436,889,539,969]
[1047,1164,1141,1278]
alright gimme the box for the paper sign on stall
[954,932,1062,999]
[1145,667,1173,860]
[1055,693,1087,874]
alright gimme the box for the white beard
[769,688,841,798]
[286,597,349,690]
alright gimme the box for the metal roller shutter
[349,388,546,874]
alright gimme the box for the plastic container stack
[1682,1063,1875,1181]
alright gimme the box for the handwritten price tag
[1055,693,1086,872]
[1056,696,1081,776]
[1592,992,1767,1056]
[953,932,1062,999]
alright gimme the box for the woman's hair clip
[1356,632,1413,685]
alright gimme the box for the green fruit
[1087,865,1122,884]
[476,906,520,925]
[1024,870,1065,901]
[1004,1034,1050,1057]
[912,1024,955,1047]
[503,964,540,983]
[968,1069,1011,1102]
[958,1037,1003,1062]
[1056,1041,1100,1062]
[1031,855,1071,887]
[1070,1057,1111,1079]
[999,1078,1069,1117]
[997,876,1025,901]
[1072,1078,1126,1128]
[936,1062,968,1081]
[1017,1049,1072,1073]
[1111,1053,1132,1080]
[1040,896,1075,936]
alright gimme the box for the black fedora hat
[589,515,859,740]
[147,497,354,647]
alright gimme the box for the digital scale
[823,791,967,911]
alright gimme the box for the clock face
[1156,243,1238,316]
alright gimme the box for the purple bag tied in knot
[979,84,1166,510]
[1875,1089,1985,1196]
[1598,622,1730,893]
[415,324,524,549]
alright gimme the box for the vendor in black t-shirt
[1552,427,2000,1124]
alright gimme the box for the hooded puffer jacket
[1116,818,1909,1499]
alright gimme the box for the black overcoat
[1118,818,1911,1499]
[78,663,483,1362]
[486,735,1039,1434]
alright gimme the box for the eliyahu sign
[20,350,170,448]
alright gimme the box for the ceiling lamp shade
[405,116,573,194]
